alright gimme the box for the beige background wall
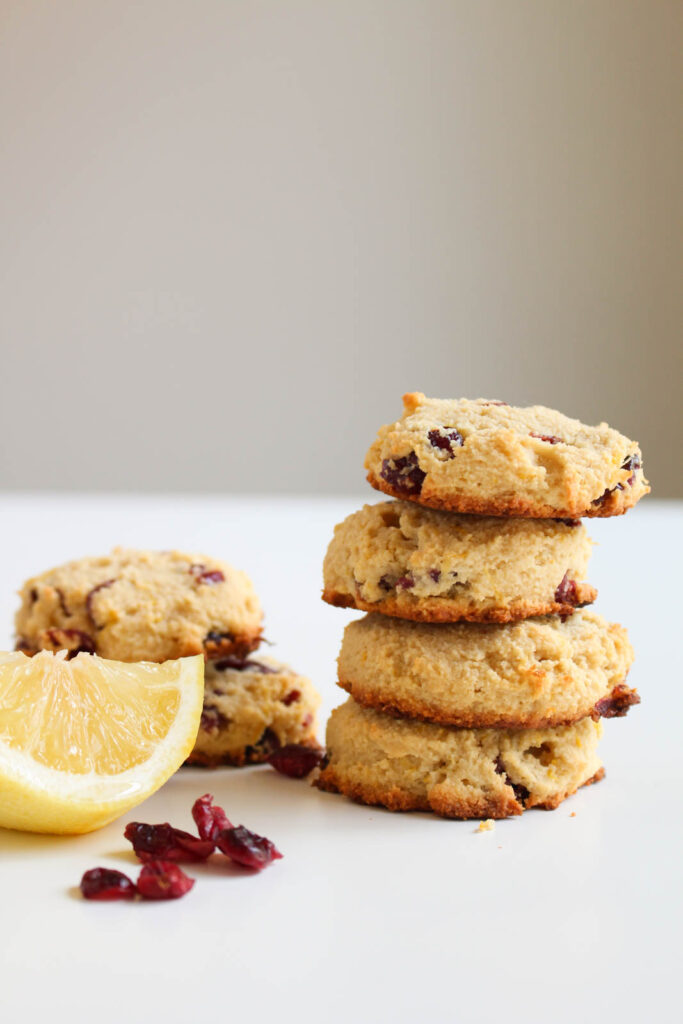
[2,1,681,495]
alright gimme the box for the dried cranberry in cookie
[365,393,649,518]
[14,548,262,662]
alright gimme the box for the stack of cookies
[318,394,647,818]
[14,547,320,767]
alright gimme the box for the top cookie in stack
[317,395,646,819]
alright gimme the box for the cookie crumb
[477,819,495,833]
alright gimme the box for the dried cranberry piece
[428,568,441,583]
[428,427,464,457]
[190,564,225,585]
[395,574,415,590]
[483,401,509,406]
[80,867,137,901]
[282,689,301,706]
[554,572,578,605]
[621,453,641,486]
[55,587,71,617]
[530,432,562,444]
[213,656,277,674]
[245,728,281,760]
[215,826,283,870]
[380,452,425,495]
[378,575,394,592]
[593,684,641,720]
[494,756,529,806]
[124,822,214,863]
[46,628,96,657]
[200,706,229,732]
[85,579,116,628]
[191,794,233,842]
[268,744,325,779]
[136,861,194,900]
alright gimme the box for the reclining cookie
[15,548,263,662]
[188,655,320,766]
[337,611,638,729]
[317,698,605,819]
[322,501,596,623]
[365,393,649,518]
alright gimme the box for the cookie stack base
[317,699,604,819]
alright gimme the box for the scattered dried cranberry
[593,684,641,720]
[494,756,529,806]
[554,572,578,605]
[530,432,562,444]
[428,568,441,583]
[378,575,394,591]
[213,656,277,674]
[55,587,72,617]
[200,706,228,732]
[85,579,116,628]
[80,867,137,901]
[428,427,464,457]
[380,452,425,495]
[215,826,283,871]
[124,822,215,863]
[46,628,96,657]
[282,689,301,706]
[395,574,415,590]
[621,453,641,486]
[268,744,325,779]
[190,564,225,585]
[191,794,233,842]
[136,861,194,900]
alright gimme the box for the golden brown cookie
[15,548,263,662]
[317,698,604,819]
[365,393,649,518]
[337,611,638,729]
[322,501,596,623]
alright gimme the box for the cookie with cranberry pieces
[365,393,649,518]
[322,501,596,623]
[187,656,321,767]
[15,548,263,662]
[317,698,605,819]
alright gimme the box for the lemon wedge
[0,649,204,834]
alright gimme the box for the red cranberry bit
[554,572,578,605]
[55,587,72,618]
[200,706,229,732]
[593,684,641,720]
[494,756,529,806]
[191,794,233,842]
[621,453,641,486]
[395,574,415,590]
[124,822,214,863]
[380,452,425,495]
[190,564,225,585]
[215,826,283,871]
[80,867,137,901]
[136,861,194,900]
[483,401,509,406]
[46,628,96,657]
[213,656,277,674]
[378,575,394,592]
[530,432,562,445]
[85,579,116,628]
[428,427,464,457]
[282,689,301,706]
[268,744,324,779]
[428,568,441,583]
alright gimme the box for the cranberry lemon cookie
[365,393,649,518]
[15,548,263,662]
[322,501,596,623]
[188,655,320,766]
[317,698,604,819]
[337,611,638,729]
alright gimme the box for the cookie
[337,611,638,729]
[365,393,649,518]
[317,698,604,819]
[187,655,321,767]
[15,548,263,663]
[322,501,596,623]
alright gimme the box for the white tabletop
[0,494,679,1024]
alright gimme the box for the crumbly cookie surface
[317,698,604,819]
[365,393,649,518]
[187,655,320,767]
[15,548,263,663]
[338,611,637,728]
[322,501,596,623]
